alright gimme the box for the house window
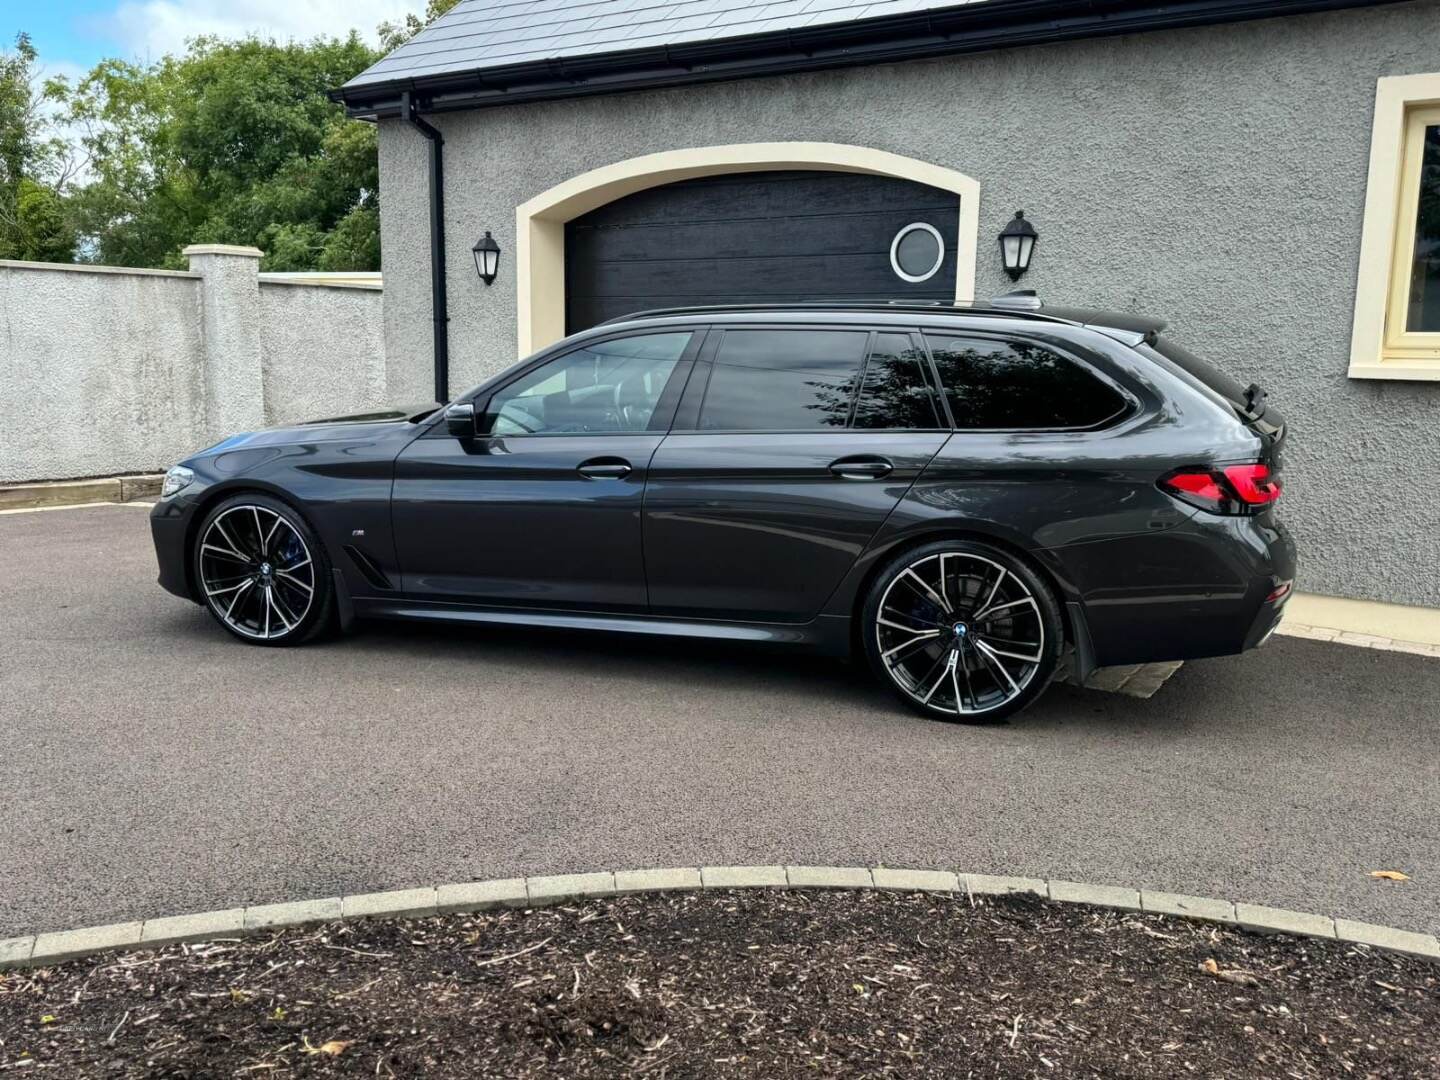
[1391,108,1440,337]
[1350,75,1440,380]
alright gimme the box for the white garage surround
[514,142,982,356]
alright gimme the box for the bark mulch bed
[1,889,1436,1077]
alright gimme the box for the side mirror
[444,402,475,437]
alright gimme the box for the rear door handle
[828,456,893,480]
[577,457,633,479]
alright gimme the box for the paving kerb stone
[436,878,528,913]
[871,868,959,892]
[614,868,703,895]
[243,897,342,932]
[342,888,438,920]
[32,922,143,965]
[527,872,617,906]
[1141,890,1237,924]
[0,936,35,969]
[964,874,1048,898]
[786,866,873,889]
[1049,880,1143,912]
[5,868,1439,970]
[1334,918,1440,959]
[701,865,788,889]
[1235,903,1337,939]
[141,908,245,947]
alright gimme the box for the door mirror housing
[444,402,476,437]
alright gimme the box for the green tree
[378,0,464,51]
[58,33,381,271]
[0,33,76,261]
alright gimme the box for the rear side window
[852,333,943,429]
[926,335,1127,430]
[1149,336,1250,410]
[698,330,868,430]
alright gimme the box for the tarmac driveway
[2,503,1437,938]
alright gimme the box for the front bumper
[150,496,199,601]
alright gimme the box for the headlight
[161,465,195,498]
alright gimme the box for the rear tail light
[1160,463,1281,515]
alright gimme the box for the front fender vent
[343,545,394,591]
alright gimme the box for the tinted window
[1149,336,1250,410]
[698,330,868,430]
[488,332,691,435]
[852,333,942,429]
[927,335,1126,429]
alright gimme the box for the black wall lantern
[472,230,501,285]
[998,210,1038,280]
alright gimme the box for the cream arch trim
[1349,72,1440,381]
[514,142,982,356]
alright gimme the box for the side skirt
[351,599,852,656]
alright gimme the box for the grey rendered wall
[258,281,387,425]
[0,255,387,483]
[0,263,207,483]
[376,0,1440,608]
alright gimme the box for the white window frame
[1349,73,1440,380]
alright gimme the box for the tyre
[194,493,334,646]
[861,539,1063,723]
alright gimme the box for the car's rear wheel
[862,539,1063,723]
[195,494,333,646]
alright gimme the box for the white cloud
[101,0,427,61]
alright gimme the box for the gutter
[401,91,449,404]
[331,0,1407,118]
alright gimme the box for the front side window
[926,335,1126,430]
[697,330,869,430]
[487,332,692,435]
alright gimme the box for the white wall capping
[258,277,384,292]
[181,244,265,259]
[0,259,199,279]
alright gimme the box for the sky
[13,0,428,83]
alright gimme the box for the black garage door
[564,170,960,334]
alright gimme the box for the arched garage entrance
[564,170,962,334]
[515,143,980,354]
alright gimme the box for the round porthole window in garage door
[890,222,945,283]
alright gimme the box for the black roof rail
[598,297,1080,327]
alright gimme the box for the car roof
[597,292,1167,342]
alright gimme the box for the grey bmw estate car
[151,292,1294,722]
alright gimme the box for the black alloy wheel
[862,539,1063,722]
[195,494,333,645]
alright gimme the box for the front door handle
[577,457,633,480]
[828,456,893,480]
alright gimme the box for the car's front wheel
[862,539,1062,723]
[195,494,333,646]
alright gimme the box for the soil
[0,889,1436,1078]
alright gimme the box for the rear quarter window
[1149,336,1250,410]
[925,335,1127,430]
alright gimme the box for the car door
[391,329,701,611]
[643,326,951,622]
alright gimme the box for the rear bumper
[1060,512,1296,667]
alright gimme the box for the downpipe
[402,91,450,404]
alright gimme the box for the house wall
[0,251,386,484]
[377,0,1440,609]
